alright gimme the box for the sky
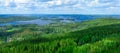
[0,0,120,14]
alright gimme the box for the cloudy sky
[0,0,120,14]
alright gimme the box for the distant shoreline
[0,14,120,16]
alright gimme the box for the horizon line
[0,14,120,15]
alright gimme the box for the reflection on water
[0,19,53,26]
[18,19,53,25]
[0,17,93,26]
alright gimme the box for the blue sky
[0,0,120,14]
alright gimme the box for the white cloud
[55,0,62,5]
[14,0,30,3]
[0,0,117,9]
[87,0,112,7]
[88,0,99,7]
[0,0,120,14]
[73,4,85,9]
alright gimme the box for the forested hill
[0,18,120,53]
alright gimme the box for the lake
[0,14,120,26]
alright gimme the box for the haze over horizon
[0,0,120,15]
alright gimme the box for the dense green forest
[0,18,120,53]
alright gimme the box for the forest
[0,17,120,53]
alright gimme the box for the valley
[0,15,120,53]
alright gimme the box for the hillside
[0,18,120,53]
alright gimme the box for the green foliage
[0,18,120,53]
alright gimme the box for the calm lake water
[0,19,53,26]
[0,14,120,26]
[0,19,76,26]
